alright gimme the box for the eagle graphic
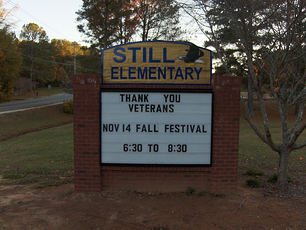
[178,43,204,64]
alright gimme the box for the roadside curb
[0,102,63,115]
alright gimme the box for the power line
[0,46,100,73]
[0,46,73,66]
[6,0,77,42]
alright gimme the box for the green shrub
[210,192,226,198]
[267,174,278,183]
[63,100,73,114]
[246,168,264,176]
[3,174,24,179]
[186,187,196,195]
[246,178,261,188]
[287,175,294,183]
[267,174,294,183]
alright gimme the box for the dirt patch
[1,180,305,229]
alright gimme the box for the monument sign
[101,41,212,165]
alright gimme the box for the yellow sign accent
[101,41,211,85]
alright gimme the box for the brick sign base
[73,74,241,193]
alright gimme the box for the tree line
[0,22,101,101]
[0,0,183,102]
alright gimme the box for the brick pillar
[210,75,242,191]
[73,74,101,192]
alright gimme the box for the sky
[5,0,205,47]
[7,0,85,45]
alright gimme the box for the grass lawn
[0,104,73,142]
[0,101,305,188]
[0,123,74,187]
[239,119,306,173]
[238,101,306,175]
[0,124,73,177]
[0,105,73,187]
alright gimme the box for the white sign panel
[101,92,213,165]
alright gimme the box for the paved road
[0,93,73,113]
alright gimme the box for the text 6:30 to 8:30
[123,144,187,153]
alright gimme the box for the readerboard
[101,91,213,165]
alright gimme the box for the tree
[204,1,257,115]
[116,1,139,44]
[134,0,183,41]
[19,23,56,90]
[181,0,274,116]
[51,39,100,93]
[179,0,306,194]
[52,39,84,83]
[76,46,101,74]
[76,0,138,50]
[0,0,22,102]
[51,39,74,83]
[0,25,22,101]
[52,39,100,78]
[0,0,18,25]
[76,0,184,49]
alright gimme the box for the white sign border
[100,90,213,166]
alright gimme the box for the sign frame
[100,89,214,167]
[101,41,212,86]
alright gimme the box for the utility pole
[73,42,76,74]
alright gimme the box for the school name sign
[101,41,212,85]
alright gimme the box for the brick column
[73,74,101,192]
[210,76,242,191]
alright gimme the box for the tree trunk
[294,103,299,115]
[29,41,34,91]
[30,60,33,91]
[278,148,290,194]
[248,76,255,117]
